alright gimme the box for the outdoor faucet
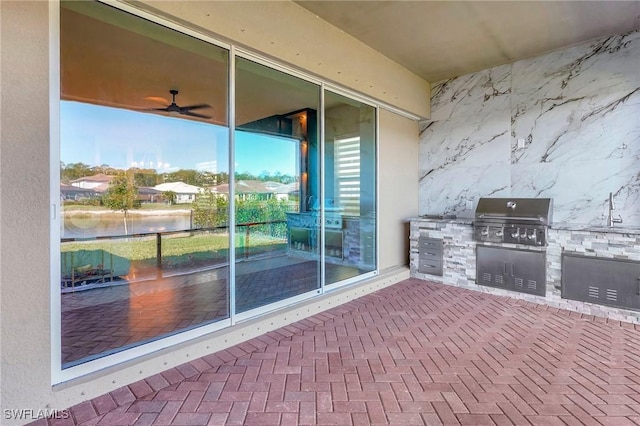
[607,192,623,226]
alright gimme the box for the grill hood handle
[477,214,546,222]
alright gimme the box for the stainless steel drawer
[419,259,442,275]
[419,237,442,251]
[418,237,443,276]
[420,249,441,259]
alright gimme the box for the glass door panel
[234,57,321,314]
[324,92,377,285]
[60,1,229,368]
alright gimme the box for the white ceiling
[295,1,640,83]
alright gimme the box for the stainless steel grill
[473,198,553,246]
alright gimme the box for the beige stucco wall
[0,2,420,423]
[1,0,55,419]
[378,109,419,269]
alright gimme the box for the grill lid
[474,198,553,225]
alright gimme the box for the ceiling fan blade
[181,103,211,111]
[145,91,210,118]
[182,110,211,119]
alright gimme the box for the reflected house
[60,183,97,201]
[68,173,113,200]
[154,181,203,204]
[137,186,162,204]
[211,180,298,201]
[70,173,114,189]
[68,174,163,203]
[237,180,280,201]
[275,181,299,201]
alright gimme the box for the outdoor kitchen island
[410,215,640,323]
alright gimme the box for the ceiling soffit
[295,1,640,82]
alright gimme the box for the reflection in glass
[234,57,321,314]
[60,1,229,367]
[58,0,380,370]
[324,92,377,285]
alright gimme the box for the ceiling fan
[147,89,211,119]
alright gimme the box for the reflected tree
[162,190,177,205]
[60,162,92,183]
[193,188,228,229]
[102,172,139,235]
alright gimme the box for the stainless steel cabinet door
[476,245,511,290]
[476,245,546,296]
[508,248,546,296]
[562,254,640,310]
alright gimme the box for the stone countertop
[409,216,474,225]
[410,217,640,236]
[551,222,640,235]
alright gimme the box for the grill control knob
[495,230,503,237]
[480,229,489,237]
[527,232,536,240]
[511,228,519,239]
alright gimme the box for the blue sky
[235,130,298,177]
[61,101,297,176]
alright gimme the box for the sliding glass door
[57,0,377,373]
[59,1,230,368]
[324,91,377,285]
[234,57,321,315]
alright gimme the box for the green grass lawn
[61,230,286,267]
[61,203,290,277]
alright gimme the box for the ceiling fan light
[144,96,170,105]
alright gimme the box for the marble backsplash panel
[429,64,511,122]
[511,31,640,165]
[511,159,640,225]
[419,165,510,219]
[419,30,640,226]
[422,65,511,170]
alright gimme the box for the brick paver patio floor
[40,278,640,425]
[61,255,361,366]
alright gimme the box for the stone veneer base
[410,218,640,324]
